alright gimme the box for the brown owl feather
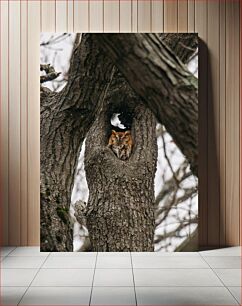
[108,130,132,160]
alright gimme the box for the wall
[0,0,240,247]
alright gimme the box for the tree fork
[93,33,198,176]
[40,34,198,251]
[40,34,115,251]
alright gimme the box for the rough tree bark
[94,33,198,176]
[40,34,115,251]
[161,33,198,64]
[40,33,198,251]
[84,95,158,251]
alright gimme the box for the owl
[108,130,133,160]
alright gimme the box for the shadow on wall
[198,38,220,249]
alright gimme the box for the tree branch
[40,33,198,251]
[93,33,198,176]
[161,33,198,64]
[40,64,61,83]
[40,34,116,251]
[154,216,198,243]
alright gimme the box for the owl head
[111,130,131,145]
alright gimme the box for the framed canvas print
[40,33,198,252]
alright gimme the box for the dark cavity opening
[107,106,134,161]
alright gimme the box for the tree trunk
[84,101,158,251]
[94,33,198,176]
[40,34,197,251]
[40,34,115,251]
